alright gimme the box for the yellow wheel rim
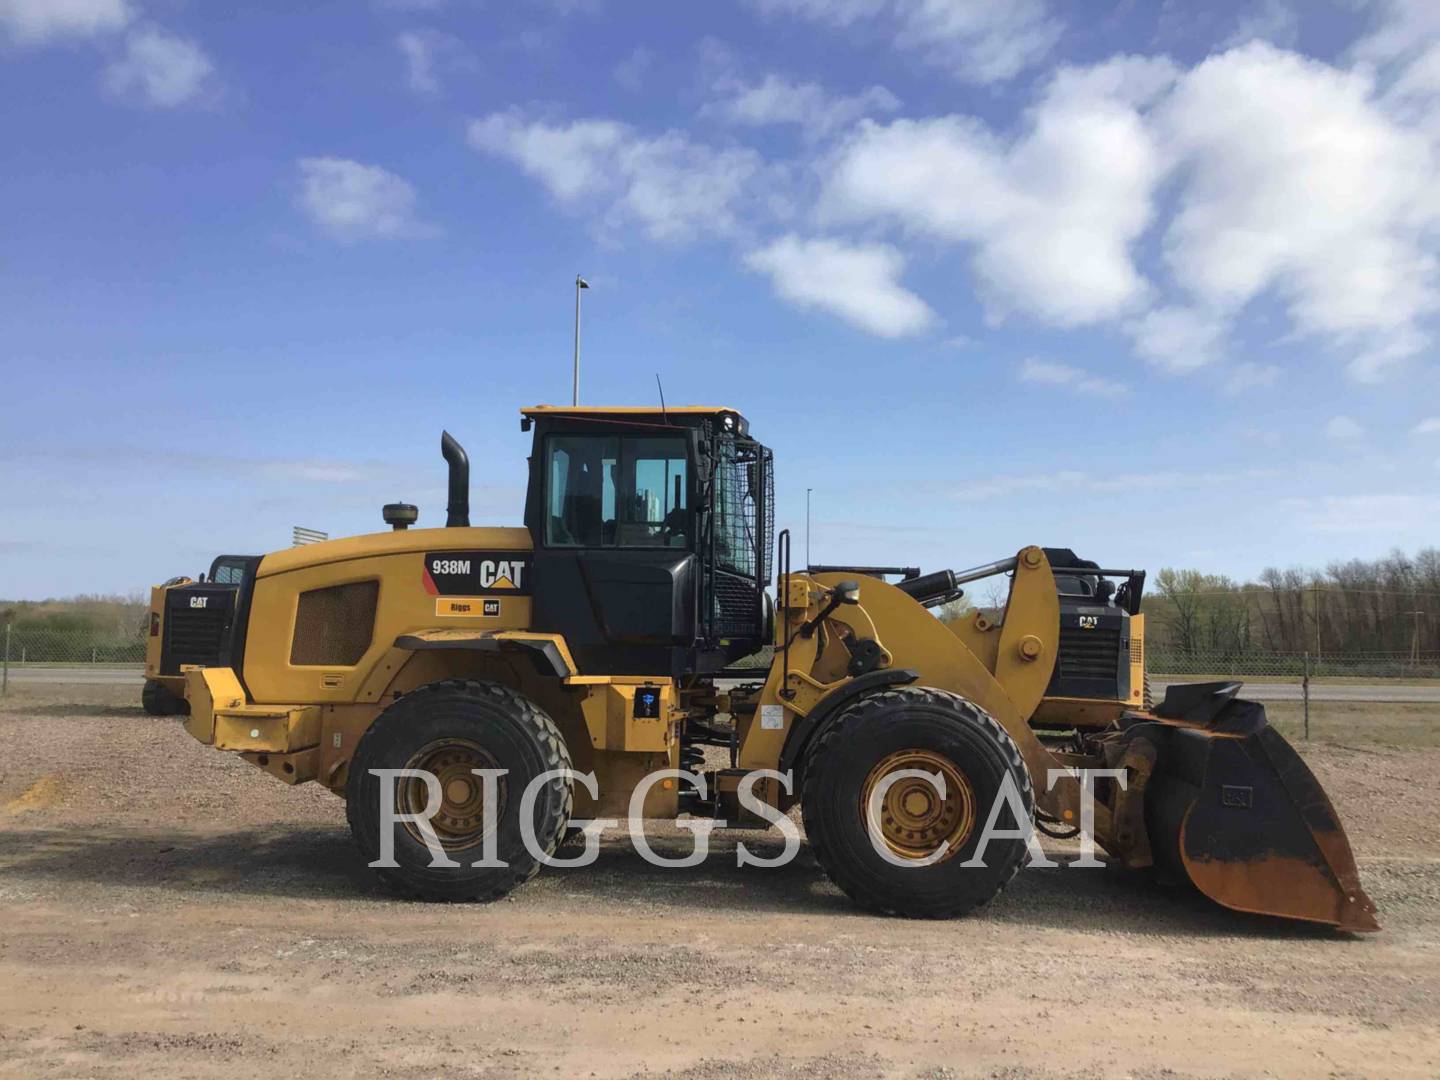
[398,738,506,851]
[860,748,977,865]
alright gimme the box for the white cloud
[1413,417,1440,435]
[951,466,1280,502]
[263,461,369,484]
[1158,42,1440,382]
[396,29,473,95]
[1351,0,1440,69]
[893,0,1061,83]
[1125,304,1227,372]
[750,0,884,23]
[102,26,215,108]
[1017,358,1128,397]
[397,29,455,95]
[1222,362,1282,395]
[1378,42,1440,139]
[296,157,425,241]
[1224,0,1298,49]
[469,111,764,242]
[820,56,1177,327]
[612,46,653,92]
[1283,493,1440,534]
[744,235,936,337]
[706,73,900,138]
[1355,0,1440,146]
[1325,415,1364,441]
[0,0,130,45]
[470,113,626,201]
[750,0,1060,85]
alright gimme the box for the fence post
[1302,651,1311,741]
[2,623,10,696]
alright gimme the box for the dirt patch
[1,685,1438,1078]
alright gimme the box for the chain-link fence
[3,623,1437,680]
[728,645,1439,680]
[1148,650,1440,678]
[2,624,146,666]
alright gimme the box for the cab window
[208,556,249,585]
[545,435,688,548]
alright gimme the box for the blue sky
[2,0,1438,600]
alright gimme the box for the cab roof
[520,405,739,417]
[520,405,750,435]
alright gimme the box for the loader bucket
[1125,684,1379,932]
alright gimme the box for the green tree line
[1146,548,1440,659]
[1,594,149,661]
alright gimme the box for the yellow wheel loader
[167,406,1377,930]
[141,557,251,715]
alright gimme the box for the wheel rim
[398,738,506,851]
[860,748,977,864]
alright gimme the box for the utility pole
[1302,652,1310,741]
[572,275,590,406]
[805,488,812,569]
[1408,610,1426,663]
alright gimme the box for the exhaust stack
[441,430,470,527]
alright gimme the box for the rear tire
[802,687,1032,918]
[346,679,572,902]
[142,678,188,716]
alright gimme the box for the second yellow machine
[156,405,1377,930]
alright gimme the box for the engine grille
[161,591,235,674]
[1055,624,1123,681]
[290,581,379,666]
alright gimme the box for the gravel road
[1,683,1438,1078]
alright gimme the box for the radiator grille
[290,581,379,666]
[1056,625,1123,680]
[162,603,232,672]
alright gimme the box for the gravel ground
[1,683,1438,1078]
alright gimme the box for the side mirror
[837,581,860,604]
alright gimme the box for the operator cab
[521,406,773,677]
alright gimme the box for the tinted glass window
[209,557,248,585]
[545,435,688,548]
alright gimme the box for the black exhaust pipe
[441,430,470,527]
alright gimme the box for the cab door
[526,429,700,675]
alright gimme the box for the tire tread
[801,686,1032,919]
[345,678,572,903]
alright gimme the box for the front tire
[346,679,572,902]
[802,687,1032,918]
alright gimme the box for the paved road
[3,665,145,686]
[6,665,1439,703]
